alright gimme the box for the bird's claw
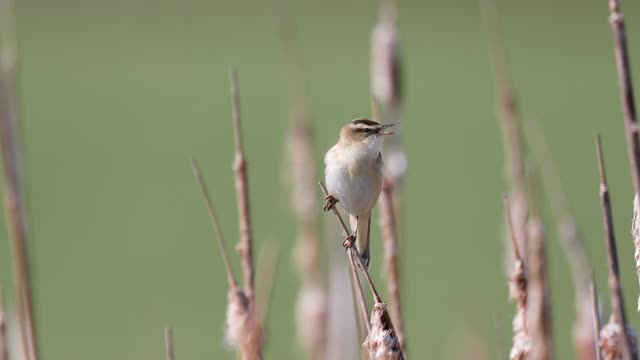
[323,194,339,211]
[342,234,356,249]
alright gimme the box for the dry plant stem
[348,248,371,333]
[164,326,174,360]
[608,0,640,314]
[370,6,407,348]
[280,23,328,359]
[191,158,237,288]
[608,0,640,196]
[591,273,603,360]
[373,96,406,354]
[230,68,256,301]
[479,0,528,272]
[0,1,38,357]
[526,197,554,359]
[503,195,530,360]
[524,118,594,359]
[596,135,637,359]
[0,291,7,360]
[319,182,371,332]
[378,181,405,351]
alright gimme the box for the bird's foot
[323,194,339,211]
[342,234,356,249]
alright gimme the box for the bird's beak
[378,123,395,135]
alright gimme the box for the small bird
[324,118,394,269]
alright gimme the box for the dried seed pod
[363,302,404,360]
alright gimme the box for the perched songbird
[324,118,394,268]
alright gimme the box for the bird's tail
[350,212,371,269]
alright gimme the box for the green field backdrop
[2,0,640,358]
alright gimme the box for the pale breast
[325,146,383,215]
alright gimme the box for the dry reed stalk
[279,23,328,359]
[371,0,406,191]
[356,254,404,360]
[503,195,530,360]
[0,1,38,358]
[372,95,406,354]
[606,0,640,312]
[377,180,405,352]
[228,69,263,360]
[319,182,370,333]
[230,69,256,301]
[634,195,640,310]
[164,326,174,360]
[596,135,638,360]
[192,159,261,359]
[524,118,594,358]
[0,291,7,360]
[526,173,554,360]
[319,182,404,360]
[591,273,603,360]
[192,159,238,289]
[370,1,407,350]
[479,0,528,273]
[326,239,361,360]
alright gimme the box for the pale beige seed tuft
[363,302,403,360]
[510,307,532,360]
[296,284,328,357]
[225,287,249,349]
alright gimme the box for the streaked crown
[340,118,394,142]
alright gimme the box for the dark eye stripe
[351,118,380,127]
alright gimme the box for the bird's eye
[364,128,372,133]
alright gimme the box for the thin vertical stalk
[191,158,238,289]
[164,326,174,360]
[0,0,38,357]
[479,0,528,276]
[229,68,255,301]
[596,134,636,360]
[0,290,7,360]
[319,182,370,332]
[590,273,602,360]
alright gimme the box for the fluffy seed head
[296,284,328,357]
[225,287,249,349]
[363,302,404,360]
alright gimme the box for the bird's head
[340,118,395,144]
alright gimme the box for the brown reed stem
[378,181,405,350]
[229,68,256,301]
[526,171,554,360]
[591,272,603,360]
[164,326,174,360]
[372,95,406,354]
[523,117,594,359]
[596,134,637,359]
[0,2,38,357]
[319,182,370,332]
[191,158,238,289]
[0,290,7,360]
[607,0,640,198]
[504,195,523,263]
[280,22,328,359]
[503,195,530,360]
[479,0,528,272]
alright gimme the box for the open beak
[378,123,395,135]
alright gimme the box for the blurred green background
[2,0,640,358]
